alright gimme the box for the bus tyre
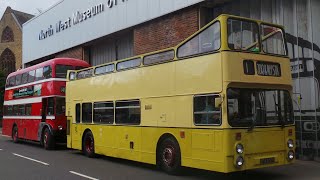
[158,137,182,175]
[43,128,55,150]
[83,131,95,158]
[12,126,19,143]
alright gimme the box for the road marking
[69,171,99,180]
[0,149,3,151]
[12,153,49,166]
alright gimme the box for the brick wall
[134,6,199,55]
[55,46,83,60]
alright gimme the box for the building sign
[12,84,42,99]
[39,0,128,40]
[256,61,281,77]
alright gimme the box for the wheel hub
[162,145,175,167]
[85,137,93,153]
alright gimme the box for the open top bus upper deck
[67,14,290,88]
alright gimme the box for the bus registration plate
[260,157,276,165]
[256,62,281,77]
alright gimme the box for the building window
[194,95,221,125]
[115,100,140,125]
[1,26,14,43]
[82,103,92,123]
[0,48,16,75]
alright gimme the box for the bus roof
[7,58,90,78]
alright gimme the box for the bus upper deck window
[227,19,259,51]
[56,65,73,78]
[178,22,220,58]
[43,66,52,79]
[28,70,35,83]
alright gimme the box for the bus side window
[115,100,140,125]
[43,65,52,79]
[193,95,221,125]
[76,104,81,123]
[9,76,15,87]
[47,97,54,115]
[28,70,35,83]
[93,102,114,124]
[19,105,25,116]
[22,72,28,84]
[15,74,21,86]
[25,104,32,115]
[177,22,220,58]
[13,105,18,116]
[82,103,92,123]
[36,68,44,81]
[7,106,13,115]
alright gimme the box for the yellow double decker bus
[66,14,295,174]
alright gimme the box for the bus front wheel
[158,137,182,175]
[12,126,19,143]
[83,131,95,158]
[43,128,55,150]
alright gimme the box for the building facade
[23,0,320,161]
[0,7,33,75]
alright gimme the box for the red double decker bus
[2,58,90,149]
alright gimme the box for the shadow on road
[4,139,68,151]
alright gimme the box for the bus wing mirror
[215,98,222,108]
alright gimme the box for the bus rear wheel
[43,128,55,150]
[83,131,95,158]
[158,137,182,175]
[12,126,19,143]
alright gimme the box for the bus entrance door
[42,98,47,122]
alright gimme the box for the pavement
[1,130,320,180]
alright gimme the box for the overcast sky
[0,0,61,18]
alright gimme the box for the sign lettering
[39,0,128,40]
[256,62,281,77]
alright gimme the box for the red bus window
[19,105,25,115]
[28,70,35,83]
[43,65,52,79]
[56,97,65,115]
[13,105,18,116]
[35,68,44,81]
[15,74,22,86]
[26,104,32,115]
[56,65,73,78]
[9,76,15,87]
[47,97,54,115]
[22,73,28,84]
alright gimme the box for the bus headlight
[288,150,295,161]
[58,125,63,130]
[287,139,294,149]
[235,156,244,168]
[236,143,244,154]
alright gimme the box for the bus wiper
[248,116,255,131]
[248,111,257,131]
[273,94,285,128]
